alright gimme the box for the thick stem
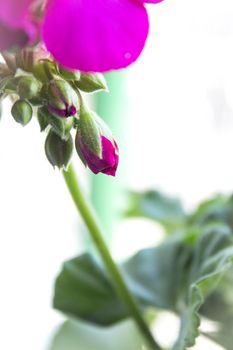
[62,164,161,350]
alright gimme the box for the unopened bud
[17,76,42,100]
[45,78,79,118]
[75,73,108,93]
[75,106,118,176]
[16,47,50,72]
[33,59,58,83]
[45,129,73,169]
[11,99,33,126]
[38,106,73,139]
[58,65,81,81]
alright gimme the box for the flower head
[0,0,164,72]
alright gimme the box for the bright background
[1,0,233,349]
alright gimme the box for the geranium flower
[43,0,164,72]
[0,0,164,72]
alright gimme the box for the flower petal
[0,23,29,51]
[0,0,33,27]
[0,0,35,51]
[136,0,164,3]
[43,0,149,72]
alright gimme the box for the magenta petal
[43,0,149,72]
[77,136,119,176]
[136,0,164,3]
[0,0,35,50]
[0,0,33,27]
[0,23,29,51]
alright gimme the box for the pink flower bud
[75,109,119,176]
[78,135,119,176]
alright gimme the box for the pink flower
[42,0,164,72]
[0,0,164,72]
[0,0,36,51]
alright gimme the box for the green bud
[44,78,79,118]
[78,105,101,157]
[58,65,81,81]
[11,99,33,126]
[45,129,73,169]
[33,59,59,83]
[38,105,74,139]
[48,115,74,140]
[17,76,42,100]
[75,73,108,93]
[37,107,49,132]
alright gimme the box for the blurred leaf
[54,225,233,349]
[53,238,190,326]
[125,190,186,233]
[123,237,191,312]
[172,225,233,350]
[49,319,145,350]
[53,254,127,325]
[189,194,233,230]
[200,271,233,350]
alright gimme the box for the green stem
[62,164,162,350]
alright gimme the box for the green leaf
[49,319,145,350]
[125,190,186,233]
[172,225,233,350]
[189,194,233,230]
[53,225,233,349]
[200,271,233,350]
[53,254,127,325]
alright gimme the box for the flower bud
[38,106,73,140]
[15,47,50,73]
[33,59,58,83]
[45,129,73,169]
[45,78,79,118]
[75,73,108,93]
[58,65,81,81]
[75,107,119,176]
[17,76,42,100]
[11,99,33,126]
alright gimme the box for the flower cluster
[0,0,164,72]
[0,0,164,177]
[0,48,119,176]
